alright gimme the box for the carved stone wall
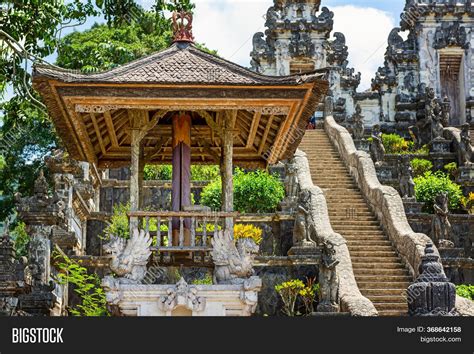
[250,1,360,121]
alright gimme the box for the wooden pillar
[172,113,192,246]
[221,111,235,237]
[130,128,142,233]
[129,109,148,234]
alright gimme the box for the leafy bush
[104,203,130,239]
[382,133,412,154]
[275,278,319,316]
[144,165,172,180]
[53,251,109,316]
[9,221,30,258]
[444,162,458,179]
[191,165,220,181]
[462,192,474,214]
[299,277,319,315]
[411,158,433,177]
[234,224,263,245]
[414,172,463,212]
[275,279,305,316]
[143,165,220,181]
[201,168,284,213]
[192,273,213,285]
[456,284,474,300]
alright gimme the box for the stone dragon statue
[103,228,152,284]
[210,231,259,285]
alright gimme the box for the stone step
[350,251,398,258]
[356,276,412,283]
[361,289,408,296]
[357,281,410,289]
[372,303,408,311]
[336,229,385,235]
[353,269,410,276]
[332,223,381,228]
[376,310,408,317]
[352,262,405,269]
[336,231,385,236]
[325,197,367,202]
[352,256,402,263]
[349,245,396,251]
[334,218,380,227]
[340,232,387,237]
[369,295,409,303]
[346,240,393,246]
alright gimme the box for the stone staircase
[470,127,474,146]
[299,129,411,316]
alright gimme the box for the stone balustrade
[293,149,378,316]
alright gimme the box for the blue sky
[3,0,408,101]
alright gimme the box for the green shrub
[413,145,430,156]
[414,171,463,212]
[191,165,220,181]
[382,133,412,154]
[456,284,474,300]
[444,162,458,179]
[275,278,319,316]
[411,158,433,177]
[275,279,305,316]
[143,165,220,181]
[53,250,109,316]
[104,203,130,239]
[144,165,172,180]
[201,168,285,213]
[9,221,30,258]
[192,273,213,285]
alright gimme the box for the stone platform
[102,276,262,316]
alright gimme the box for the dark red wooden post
[171,113,191,246]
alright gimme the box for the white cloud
[193,0,271,68]
[161,1,396,91]
[331,5,395,90]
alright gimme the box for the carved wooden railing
[128,211,238,252]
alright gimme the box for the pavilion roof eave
[32,43,329,169]
[32,42,326,86]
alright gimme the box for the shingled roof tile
[33,42,325,85]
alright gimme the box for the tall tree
[0,0,211,220]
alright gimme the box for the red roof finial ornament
[172,11,195,43]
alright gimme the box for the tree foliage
[0,0,211,221]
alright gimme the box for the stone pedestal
[402,198,424,214]
[457,166,474,195]
[288,242,319,258]
[353,139,370,153]
[407,243,456,316]
[430,139,451,154]
[430,153,456,171]
[375,165,397,182]
[458,166,474,182]
[102,276,262,316]
[317,302,340,313]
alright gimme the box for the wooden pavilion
[32,12,328,257]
